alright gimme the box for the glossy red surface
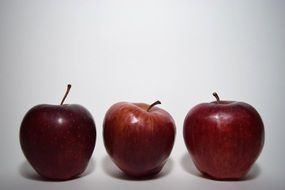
[183,101,264,179]
[103,102,175,177]
[20,104,96,180]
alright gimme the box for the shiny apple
[103,101,175,178]
[20,84,96,180]
[183,92,264,180]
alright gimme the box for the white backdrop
[0,0,285,189]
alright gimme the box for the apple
[183,92,264,180]
[19,84,96,180]
[103,101,176,178]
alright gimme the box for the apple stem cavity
[212,92,220,103]
[60,84,72,105]
[147,100,161,112]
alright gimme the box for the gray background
[0,0,284,189]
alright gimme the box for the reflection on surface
[18,158,95,181]
[180,152,261,181]
[102,155,174,181]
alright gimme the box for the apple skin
[183,99,264,180]
[20,104,96,180]
[103,102,176,178]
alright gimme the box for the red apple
[103,101,175,178]
[20,84,96,180]
[183,92,264,180]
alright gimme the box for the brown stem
[147,100,161,112]
[60,84,72,105]
[212,92,220,103]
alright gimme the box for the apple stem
[60,84,72,105]
[212,92,220,103]
[147,100,161,112]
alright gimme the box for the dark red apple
[183,92,264,180]
[20,84,96,180]
[103,101,175,178]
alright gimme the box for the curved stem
[60,84,72,105]
[212,92,220,103]
[147,100,161,112]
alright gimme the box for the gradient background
[0,0,285,189]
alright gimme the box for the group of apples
[20,85,264,180]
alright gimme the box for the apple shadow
[180,152,261,181]
[18,158,95,181]
[102,155,174,181]
[18,161,46,181]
